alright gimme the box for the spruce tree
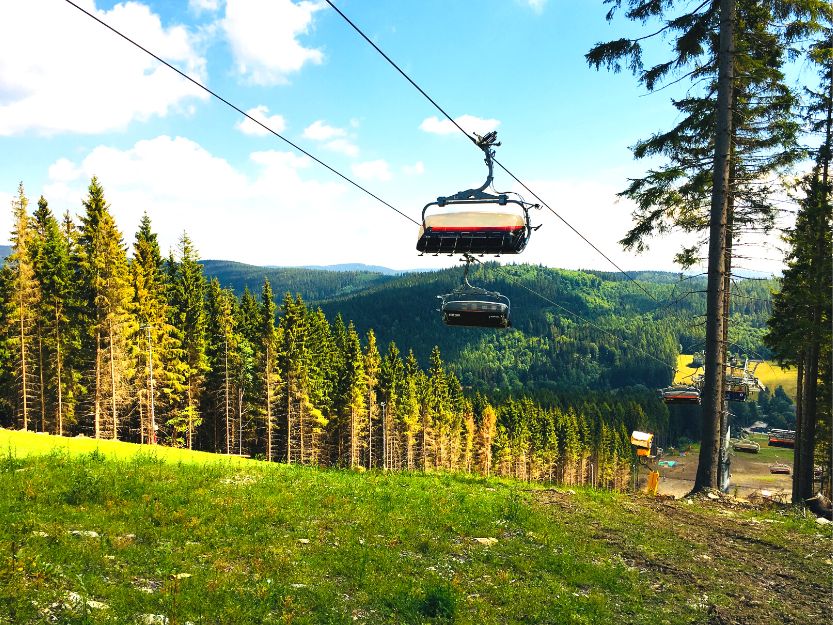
[31,197,77,435]
[167,233,208,448]
[77,177,134,439]
[364,329,381,468]
[5,184,38,431]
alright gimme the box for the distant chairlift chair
[437,254,511,329]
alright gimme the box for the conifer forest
[0,179,662,488]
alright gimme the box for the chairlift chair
[437,255,510,328]
[417,132,538,256]
[659,385,701,405]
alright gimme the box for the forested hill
[201,259,396,300]
[205,260,776,395]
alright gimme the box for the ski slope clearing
[1,429,829,624]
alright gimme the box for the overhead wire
[61,0,420,227]
[322,0,661,304]
[62,0,731,378]
[467,259,677,373]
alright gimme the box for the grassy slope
[674,355,797,400]
[1,430,829,625]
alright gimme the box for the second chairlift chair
[438,254,511,328]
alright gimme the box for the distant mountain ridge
[299,263,429,275]
[200,259,397,300]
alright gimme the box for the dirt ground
[654,441,795,500]
[534,489,833,625]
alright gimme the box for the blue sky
[0,0,788,273]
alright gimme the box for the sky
[0,0,797,274]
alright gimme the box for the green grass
[1,429,829,624]
[675,355,797,400]
[0,429,253,466]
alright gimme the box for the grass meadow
[1,429,829,624]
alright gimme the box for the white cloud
[325,139,359,157]
[38,136,417,267]
[222,0,324,86]
[189,0,220,13]
[302,120,358,156]
[419,114,501,137]
[0,0,207,136]
[303,120,347,141]
[525,0,547,14]
[402,161,425,176]
[352,160,392,182]
[502,177,733,273]
[236,105,287,136]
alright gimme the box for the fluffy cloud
[419,114,501,137]
[525,0,547,13]
[236,105,287,136]
[505,177,703,271]
[352,160,392,182]
[222,0,324,85]
[189,0,220,13]
[303,120,347,141]
[325,139,359,157]
[302,121,358,156]
[402,161,425,176]
[39,135,416,267]
[0,0,207,136]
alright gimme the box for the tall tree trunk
[718,202,734,491]
[95,331,101,439]
[38,329,45,432]
[55,304,62,436]
[694,0,734,493]
[225,340,230,455]
[367,390,373,469]
[298,391,306,464]
[267,346,273,462]
[19,290,28,431]
[350,406,356,469]
[148,330,155,445]
[283,373,289,464]
[238,387,244,456]
[793,358,805,502]
[109,320,118,440]
[187,383,193,450]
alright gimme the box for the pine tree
[31,197,77,435]
[401,349,422,470]
[379,341,405,470]
[5,184,38,431]
[303,307,333,465]
[167,233,208,448]
[204,279,240,453]
[364,329,381,468]
[476,403,497,477]
[260,281,280,462]
[77,177,134,439]
[131,214,184,445]
[342,323,366,469]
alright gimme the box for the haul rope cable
[464,258,677,373]
[62,0,677,375]
[322,0,661,304]
[324,0,783,329]
[60,0,419,228]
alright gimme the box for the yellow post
[646,470,660,496]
